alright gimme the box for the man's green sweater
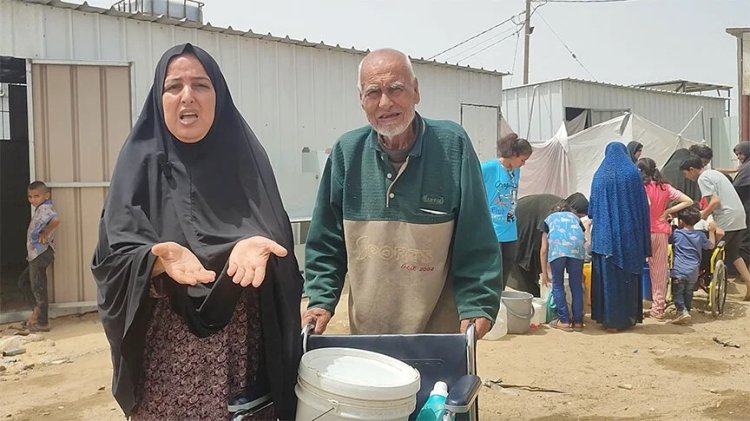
[305,114,502,334]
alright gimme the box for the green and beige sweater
[305,115,502,334]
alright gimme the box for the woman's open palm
[227,236,287,287]
[151,242,216,285]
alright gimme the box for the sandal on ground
[27,323,50,332]
[572,322,585,331]
[645,310,665,321]
[21,306,40,329]
[549,319,572,331]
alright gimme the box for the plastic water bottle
[415,381,448,421]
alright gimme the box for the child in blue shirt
[671,206,716,325]
[540,200,587,330]
[481,133,533,290]
[18,181,60,331]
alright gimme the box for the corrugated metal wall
[0,0,504,220]
[0,0,504,305]
[502,80,565,141]
[503,79,726,143]
[31,63,131,303]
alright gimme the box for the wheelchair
[300,323,481,420]
[697,240,728,316]
[668,239,727,316]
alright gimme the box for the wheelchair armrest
[444,374,482,414]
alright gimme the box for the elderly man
[302,48,501,338]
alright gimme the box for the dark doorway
[0,56,30,315]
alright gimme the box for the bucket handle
[503,301,535,320]
[309,400,338,421]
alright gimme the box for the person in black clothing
[91,43,302,420]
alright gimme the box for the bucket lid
[298,347,420,401]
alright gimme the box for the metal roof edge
[504,77,728,101]
[726,27,750,37]
[635,79,733,91]
[18,0,508,77]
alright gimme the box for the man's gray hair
[357,49,416,92]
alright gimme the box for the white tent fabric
[564,110,588,136]
[518,113,704,199]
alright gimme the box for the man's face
[27,188,49,208]
[359,56,420,138]
[162,54,216,144]
[682,168,700,181]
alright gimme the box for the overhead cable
[456,27,525,64]
[536,10,596,79]
[427,12,523,60]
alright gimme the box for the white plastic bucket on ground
[531,298,547,326]
[539,274,572,304]
[501,291,535,334]
[483,302,508,340]
[295,347,420,421]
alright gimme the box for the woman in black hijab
[733,142,750,265]
[627,141,643,163]
[733,143,750,203]
[92,44,302,420]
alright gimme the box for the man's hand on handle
[302,307,333,335]
[461,317,491,339]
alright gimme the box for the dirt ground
[1,281,749,421]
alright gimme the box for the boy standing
[18,181,60,332]
[670,206,715,324]
[681,156,750,301]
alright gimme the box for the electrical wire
[427,12,524,60]
[456,27,525,64]
[509,24,521,85]
[536,10,596,79]
[535,0,639,3]
[445,24,522,62]
[449,2,547,66]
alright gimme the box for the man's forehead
[361,66,411,86]
[361,55,410,73]
[362,76,407,87]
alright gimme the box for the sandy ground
[1,281,749,421]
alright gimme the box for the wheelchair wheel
[710,260,727,316]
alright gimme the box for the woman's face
[634,148,642,161]
[736,149,746,164]
[162,54,216,143]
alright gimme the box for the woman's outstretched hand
[227,236,287,288]
[151,242,216,285]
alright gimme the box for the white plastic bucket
[501,291,535,334]
[531,298,547,326]
[295,347,421,421]
[539,274,572,304]
[483,302,508,340]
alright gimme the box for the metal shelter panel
[1,0,505,220]
[460,104,501,162]
[31,63,131,304]
[503,78,726,143]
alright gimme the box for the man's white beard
[375,108,415,139]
